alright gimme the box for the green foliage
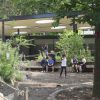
[80,48,94,62]
[56,30,92,64]
[55,55,61,62]
[0,0,99,27]
[56,30,83,55]
[37,51,45,62]
[14,71,24,81]
[0,40,19,82]
[11,35,33,48]
[44,0,100,26]
[0,0,54,17]
[0,35,32,82]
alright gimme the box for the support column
[72,17,78,33]
[53,39,55,50]
[2,20,5,42]
[17,29,20,35]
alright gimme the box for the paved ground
[18,71,93,100]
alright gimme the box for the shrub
[0,40,19,83]
[15,71,24,81]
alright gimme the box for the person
[49,50,56,64]
[43,44,48,56]
[47,56,54,72]
[40,57,47,72]
[80,57,87,72]
[71,56,78,72]
[60,54,67,78]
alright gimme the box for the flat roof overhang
[0,13,92,36]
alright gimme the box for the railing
[0,80,29,100]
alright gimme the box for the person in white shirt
[82,58,86,64]
[60,54,67,77]
[79,57,87,72]
[81,57,86,72]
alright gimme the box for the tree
[0,0,53,17]
[0,35,32,82]
[56,30,92,64]
[44,0,100,98]
[0,0,100,98]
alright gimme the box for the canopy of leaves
[49,0,100,26]
[0,0,54,18]
[10,35,32,48]
[26,0,100,25]
[0,0,100,27]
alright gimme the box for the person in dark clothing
[47,56,54,72]
[40,57,47,72]
[71,56,78,72]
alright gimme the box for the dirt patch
[55,86,98,100]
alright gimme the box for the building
[0,13,95,59]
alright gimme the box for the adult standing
[60,54,67,78]
[43,44,48,56]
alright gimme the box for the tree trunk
[93,24,100,98]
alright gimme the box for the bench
[85,62,94,72]
[20,60,94,72]
[77,62,94,72]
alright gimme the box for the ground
[0,71,94,100]
[55,86,93,100]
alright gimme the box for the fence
[0,80,29,100]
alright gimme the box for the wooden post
[24,87,29,100]
[14,81,19,100]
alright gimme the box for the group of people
[41,44,87,78]
[71,56,87,73]
[40,55,55,72]
[40,53,67,77]
[40,44,56,72]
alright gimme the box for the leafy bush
[14,71,24,81]
[0,40,19,82]
[56,30,93,64]
[56,55,61,62]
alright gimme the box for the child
[47,56,54,72]
[60,54,67,77]
[41,57,47,72]
[71,56,78,72]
